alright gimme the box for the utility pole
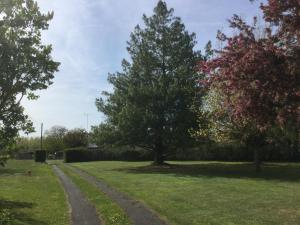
[84,113,89,148]
[40,123,43,151]
[26,133,29,152]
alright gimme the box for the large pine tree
[96,1,201,164]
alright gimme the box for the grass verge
[72,161,300,225]
[0,160,69,225]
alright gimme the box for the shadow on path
[114,162,300,182]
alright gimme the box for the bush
[35,150,46,163]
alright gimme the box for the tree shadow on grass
[0,199,49,225]
[115,162,300,182]
[0,168,24,176]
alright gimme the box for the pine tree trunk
[254,148,261,172]
[153,139,164,165]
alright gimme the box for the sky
[22,0,263,136]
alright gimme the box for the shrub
[64,147,152,163]
[34,150,46,163]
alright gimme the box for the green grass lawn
[58,164,132,225]
[72,161,300,225]
[0,160,69,225]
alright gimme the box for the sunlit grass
[0,160,69,225]
[72,161,300,225]
[59,163,133,225]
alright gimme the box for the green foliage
[63,128,87,148]
[196,0,300,170]
[0,0,59,164]
[96,1,201,164]
[13,137,40,153]
[34,150,46,162]
[44,126,89,152]
[44,126,67,152]
[192,86,298,163]
[90,123,120,147]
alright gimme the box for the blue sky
[22,0,263,136]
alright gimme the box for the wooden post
[40,123,43,151]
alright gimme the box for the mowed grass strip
[72,161,300,225]
[0,160,69,225]
[59,164,133,225]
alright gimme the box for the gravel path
[65,164,169,225]
[53,165,102,225]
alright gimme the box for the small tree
[199,1,299,171]
[0,0,59,164]
[96,1,201,164]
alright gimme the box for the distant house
[87,143,98,150]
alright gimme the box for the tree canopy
[0,0,59,162]
[63,128,87,148]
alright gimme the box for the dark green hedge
[15,152,34,160]
[35,150,46,162]
[168,142,300,162]
[64,148,152,163]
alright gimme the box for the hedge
[15,152,34,160]
[35,150,46,162]
[64,148,152,163]
[64,144,300,163]
[168,143,300,162]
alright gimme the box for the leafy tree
[63,128,87,148]
[44,126,67,152]
[0,0,59,164]
[96,1,201,164]
[198,0,299,171]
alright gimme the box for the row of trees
[94,0,299,170]
[14,126,88,153]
